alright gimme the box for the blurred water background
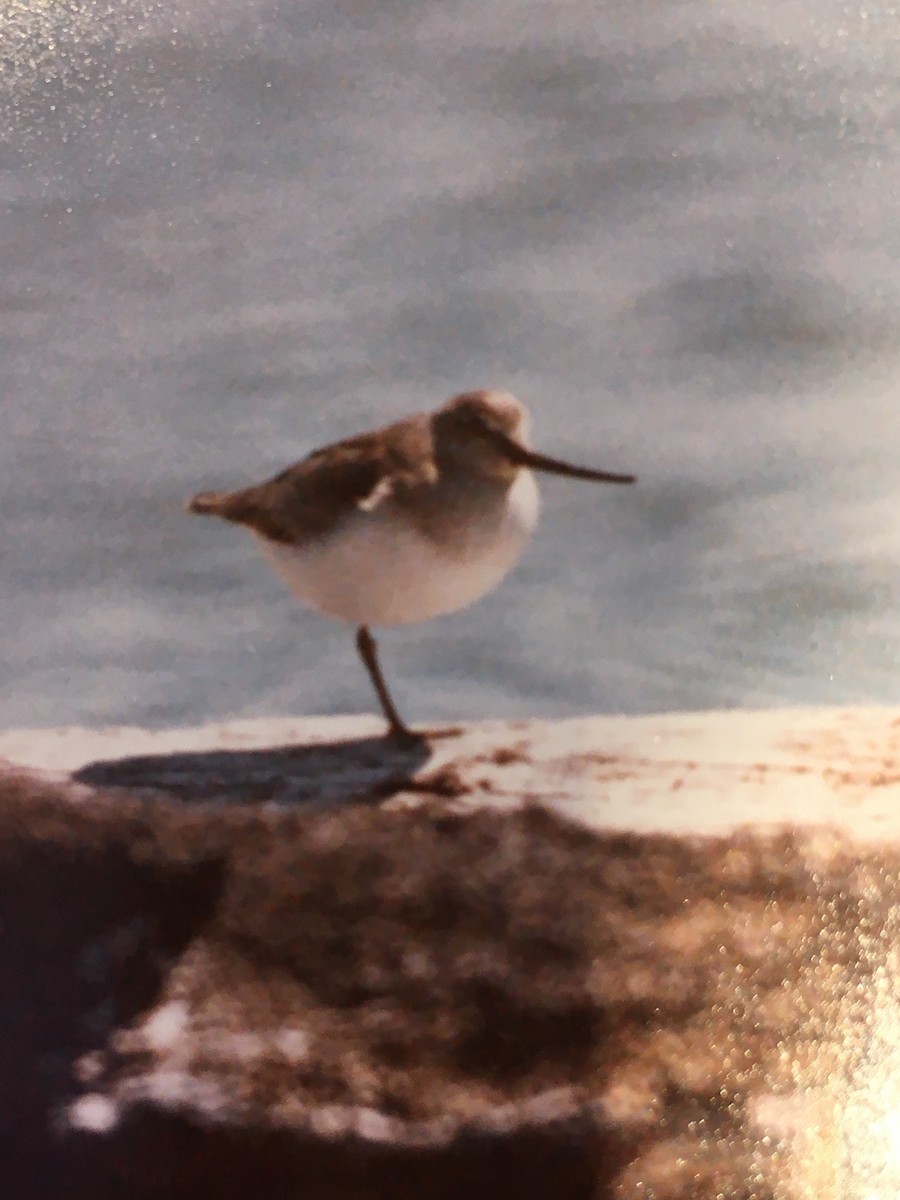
[2,0,898,730]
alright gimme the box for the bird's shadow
[73,735,433,808]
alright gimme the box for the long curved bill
[493,430,636,484]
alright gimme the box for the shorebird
[187,389,635,743]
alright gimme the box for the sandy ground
[3,707,900,1198]
[2,706,899,841]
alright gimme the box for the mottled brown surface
[0,762,896,1198]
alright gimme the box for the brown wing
[187,414,436,546]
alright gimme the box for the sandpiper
[188,389,635,743]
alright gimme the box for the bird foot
[385,724,464,748]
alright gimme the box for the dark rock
[0,757,895,1197]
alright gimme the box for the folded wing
[187,415,436,546]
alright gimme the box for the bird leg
[355,625,418,744]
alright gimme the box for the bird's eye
[467,408,496,430]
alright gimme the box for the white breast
[257,469,540,627]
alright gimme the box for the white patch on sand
[67,1093,120,1134]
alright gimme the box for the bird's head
[432,389,636,486]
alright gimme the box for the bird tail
[186,490,235,517]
